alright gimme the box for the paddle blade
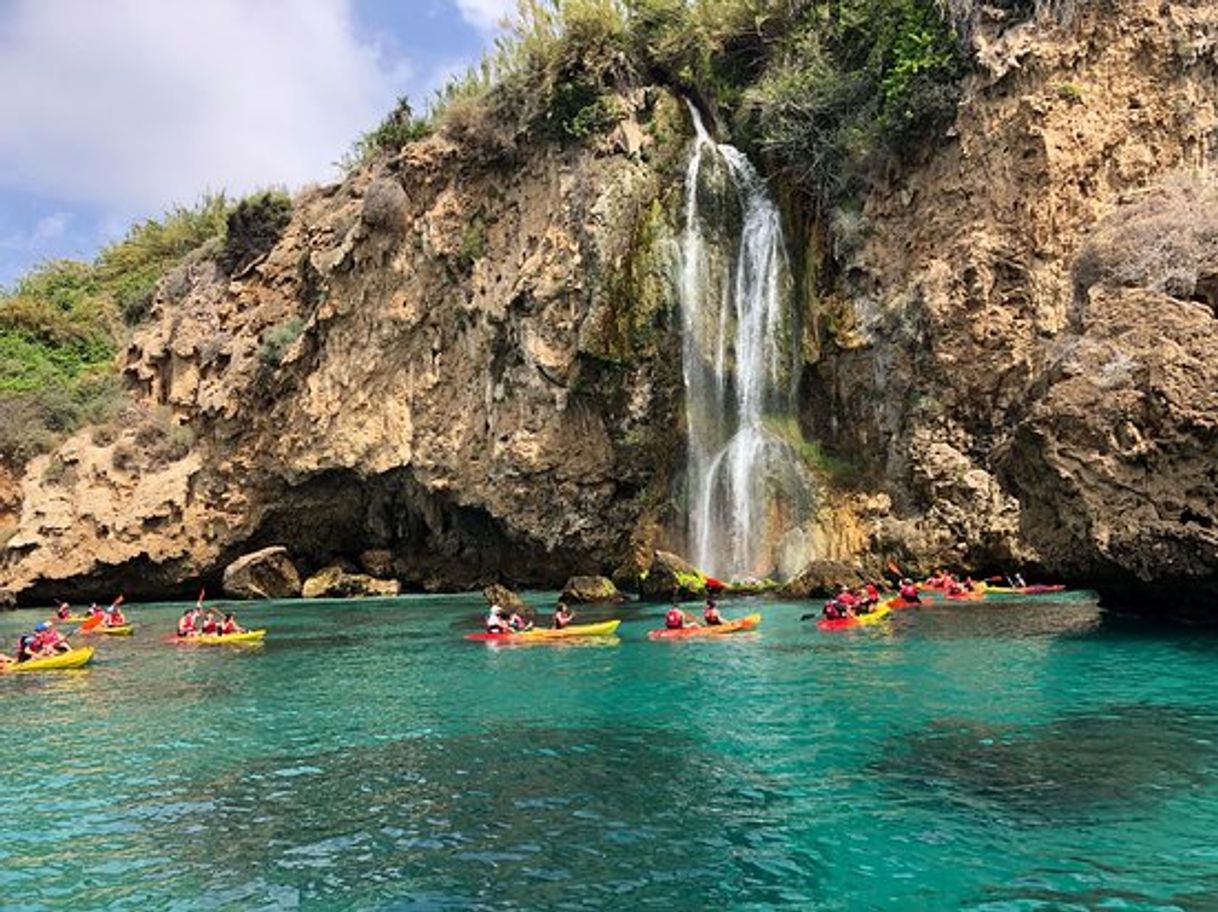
[81,614,103,631]
[111,593,125,608]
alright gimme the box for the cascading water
[678,102,814,579]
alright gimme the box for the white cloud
[0,211,73,251]
[453,0,517,31]
[0,0,414,212]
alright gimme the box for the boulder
[0,589,15,611]
[482,583,526,613]
[359,549,396,579]
[777,560,864,599]
[638,550,707,602]
[221,546,301,599]
[302,565,401,599]
[560,575,625,604]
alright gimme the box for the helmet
[34,622,50,632]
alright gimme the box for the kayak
[179,629,267,645]
[3,647,96,672]
[884,595,930,610]
[59,615,91,623]
[817,605,891,632]
[87,624,134,636]
[647,613,760,640]
[466,620,621,642]
[987,584,1066,595]
[945,590,986,601]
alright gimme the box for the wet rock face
[637,550,707,602]
[777,560,864,600]
[221,546,301,600]
[998,287,1218,611]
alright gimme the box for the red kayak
[648,613,760,639]
[817,605,891,631]
[884,595,932,610]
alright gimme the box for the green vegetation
[0,190,286,465]
[351,0,968,227]
[257,317,305,368]
[341,97,433,171]
[222,190,293,274]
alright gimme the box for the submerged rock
[302,565,400,599]
[560,575,625,604]
[222,546,301,600]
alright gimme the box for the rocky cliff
[3,0,1217,616]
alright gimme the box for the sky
[0,0,517,288]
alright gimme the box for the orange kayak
[648,613,761,640]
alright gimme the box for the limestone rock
[778,560,865,600]
[482,583,526,613]
[0,589,15,611]
[222,546,301,600]
[638,550,706,602]
[997,287,1218,613]
[560,575,625,604]
[302,565,401,599]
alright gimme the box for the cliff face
[806,0,1218,607]
[1,96,688,600]
[3,0,1218,614]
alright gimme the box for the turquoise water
[3,592,1218,910]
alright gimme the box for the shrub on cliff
[221,190,293,275]
[0,197,227,465]
[741,0,967,214]
[1073,174,1218,306]
[342,97,432,171]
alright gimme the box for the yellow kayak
[91,624,134,636]
[181,629,267,645]
[4,647,96,672]
[466,620,621,641]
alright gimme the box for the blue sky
[0,0,515,288]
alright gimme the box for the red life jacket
[900,584,918,600]
[665,608,684,629]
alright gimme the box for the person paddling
[703,596,725,626]
[55,601,71,621]
[33,621,71,655]
[897,578,922,605]
[665,600,694,630]
[105,603,128,627]
[552,601,574,630]
[486,604,511,634]
[220,612,245,636]
[200,611,219,635]
[507,607,533,632]
[177,608,198,638]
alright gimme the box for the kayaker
[34,621,71,654]
[665,601,692,629]
[106,604,128,627]
[486,605,511,634]
[507,608,532,632]
[220,613,244,635]
[177,608,198,638]
[836,584,861,614]
[88,603,104,619]
[15,635,38,663]
[898,579,922,604]
[56,601,71,620]
[200,611,219,635]
[822,599,846,620]
[552,601,574,630]
[703,597,725,626]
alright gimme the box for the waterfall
[678,101,813,579]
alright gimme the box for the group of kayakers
[176,604,245,638]
[664,589,738,629]
[486,599,581,633]
[0,619,74,667]
[57,599,128,628]
[820,581,884,621]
